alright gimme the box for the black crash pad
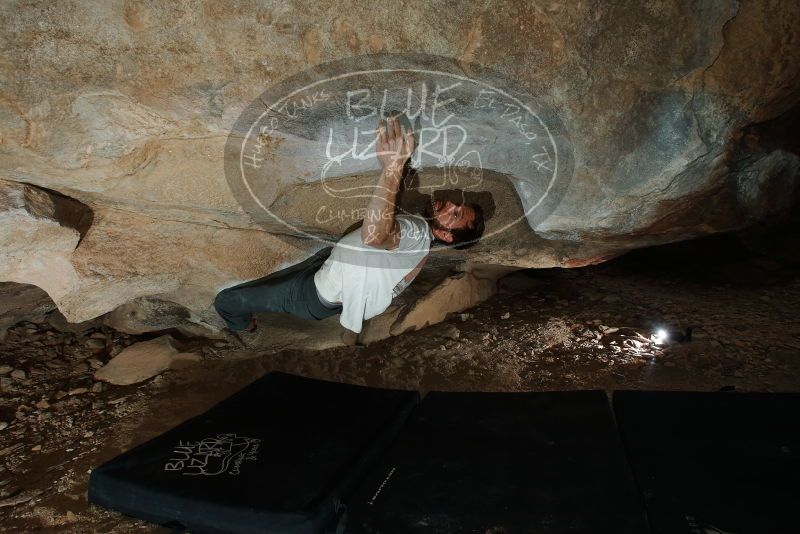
[89,372,419,534]
[344,390,650,533]
[614,391,800,534]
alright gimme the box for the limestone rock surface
[94,335,197,385]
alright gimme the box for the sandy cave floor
[1,234,799,532]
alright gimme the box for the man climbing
[213,113,485,343]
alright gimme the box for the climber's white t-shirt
[314,215,433,334]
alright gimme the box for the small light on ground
[652,328,668,345]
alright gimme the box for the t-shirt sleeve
[339,299,365,334]
[339,268,367,334]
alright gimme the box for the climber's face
[432,199,475,232]
[426,198,477,244]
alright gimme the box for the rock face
[0,181,89,314]
[94,335,197,385]
[1,0,799,332]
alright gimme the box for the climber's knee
[213,288,241,315]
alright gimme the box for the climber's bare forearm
[361,164,402,247]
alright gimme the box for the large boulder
[94,335,199,385]
[0,0,798,331]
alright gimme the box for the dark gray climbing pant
[213,247,342,331]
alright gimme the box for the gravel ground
[1,224,799,532]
